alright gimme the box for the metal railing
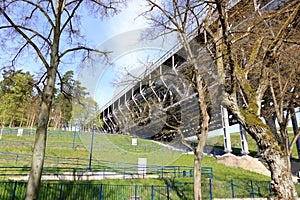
[0,165,213,181]
[0,179,275,200]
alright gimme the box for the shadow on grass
[212,145,258,157]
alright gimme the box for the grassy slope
[4,128,300,198]
[0,128,271,182]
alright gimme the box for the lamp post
[88,125,95,170]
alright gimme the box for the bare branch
[0,8,50,69]
[245,36,263,69]
[59,46,110,59]
[182,0,190,28]
[269,79,282,123]
[283,39,300,45]
[289,128,300,155]
[11,35,36,66]
[0,24,51,47]
[180,130,194,151]
[33,71,47,96]
[263,3,300,62]
[21,0,55,28]
[90,0,124,15]
[49,0,56,15]
[146,0,182,31]
[61,0,83,33]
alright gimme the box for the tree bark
[194,74,210,200]
[223,97,298,199]
[19,112,24,127]
[25,67,57,200]
[26,21,60,200]
[213,1,299,198]
[25,1,63,198]
[251,127,297,199]
[26,113,30,128]
[30,114,36,129]
[9,115,14,128]
[180,32,211,199]
[194,146,203,200]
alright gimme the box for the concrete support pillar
[132,88,142,113]
[124,93,131,111]
[107,107,116,131]
[102,111,111,133]
[111,103,119,123]
[150,82,161,102]
[239,124,249,155]
[172,55,175,68]
[221,105,232,153]
[291,108,300,159]
[117,99,127,122]
[140,82,148,103]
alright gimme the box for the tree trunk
[265,149,296,199]
[179,32,211,200]
[19,112,24,127]
[193,73,210,200]
[30,113,36,129]
[25,67,57,200]
[26,113,30,128]
[224,98,298,199]
[194,147,202,200]
[291,108,300,159]
[258,129,296,199]
[9,115,14,128]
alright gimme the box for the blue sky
[78,1,150,107]
[0,0,156,105]
[0,0,177,107]
[0,1,148,72]
[81,1,148,48]
[1,1,299,128]
[76,1,178,108]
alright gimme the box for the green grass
[171,154,270,181]
[3,128,300,198]
[0,128,270,182]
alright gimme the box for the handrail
[0,165,213,179]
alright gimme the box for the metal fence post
[167,182,170,200]
[99,184,103,200]
[189,169,193,178]
[88,127,95,170]
[151,185,154,200]
[135,184,138,200]
[59,182,63,200]
[12,181,17,200]
[231,180,235,198]
[250,180,254,197]
[173,167,176,178]
[209,179,213,200]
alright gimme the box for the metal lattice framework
[99,0,298,153]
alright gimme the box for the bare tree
[143,1,214,199]
[0,0,124,199]
[144,0,300,199]
[203,0,299,199]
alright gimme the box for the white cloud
[82,0,148,46]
